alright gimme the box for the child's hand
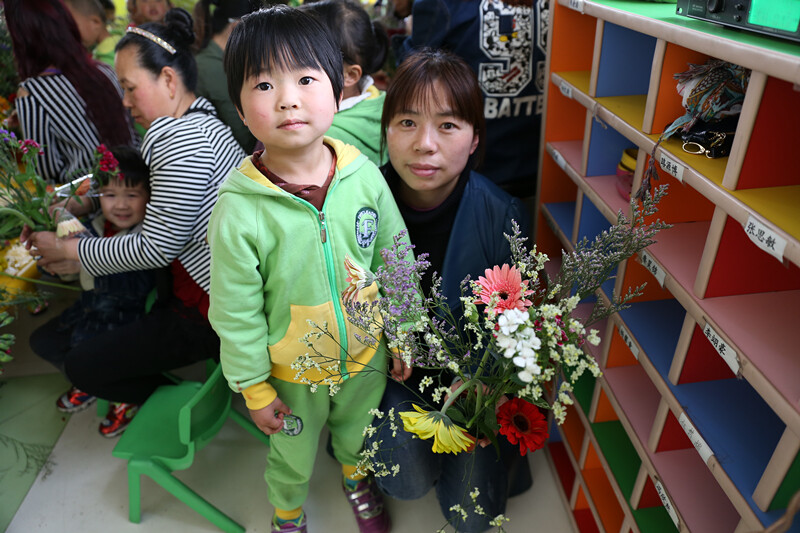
[249,396,292,436]
[390,356,412,382]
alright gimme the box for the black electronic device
[676,0,800,43]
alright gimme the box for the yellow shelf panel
[557,70,592,94]
[731,186,800,243]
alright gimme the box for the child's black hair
[224,4,344,113]
[299,0,388,77]
[107,145,151,192]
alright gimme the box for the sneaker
[98,402,139,438]
[270,514,308,533]
[343,476,391,533]
[55,386,96,413]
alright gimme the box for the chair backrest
[178,363,232,450]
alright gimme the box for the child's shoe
[343,476,391,533]
[98,402,139,438]
[271,513,307,533]
[55,386,96,413]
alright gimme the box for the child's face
[99,181,148,231]
[65,5,103,49]
[238,66,336,156]
[133,0,168,24]
[386,82,479,209]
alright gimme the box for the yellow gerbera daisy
[399,404,475,454]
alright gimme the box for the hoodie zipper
[292,180,350,380]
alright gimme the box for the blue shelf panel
[596,22,657,97]
[618,299,686,378]
[544,201,576,242]
[586,121,637,176]
[577,197,612,244]
[619,300,793,530]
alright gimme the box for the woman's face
[115,46,171,129]
[386,82,479,209]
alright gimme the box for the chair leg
[127,463,142,524]
[229,408,270,446]
[97,398,109,417]
[143,461,246,533]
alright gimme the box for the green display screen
[748,0,800,32]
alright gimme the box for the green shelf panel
[591,420,640,499]
[772,451,800,510]
[573,370,596,416]
[592,0,800,58]
[632,505,678,533]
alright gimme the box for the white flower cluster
[494,308,542,383]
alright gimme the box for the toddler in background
[301,0,390,165]
[30,145,157,438]
[209,6,407,533]
[127,0,170,26]
[63,0,122,67]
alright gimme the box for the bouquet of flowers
[0,136,113,239]
[297,184,669,451]
[295,185,669,530]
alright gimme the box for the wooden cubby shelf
[538,1,800,532]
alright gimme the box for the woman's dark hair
[193,0,258,52]
[110,145,150,191]
[116,7,198,92]
[4,0,133,147]
[299,0,388,76]
[381,48,486,169]
[224,5,343,113]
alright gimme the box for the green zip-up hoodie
[208,138,407,408]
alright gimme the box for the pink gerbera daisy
[474,264,532,312]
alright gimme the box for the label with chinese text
[743,215,787,263]
[559,80,573,99]
[702,322,740,376]
[617,324,639,359]
[655,478,681,529]
[678,412,714,464]
[551,148,567,171]
[568,0,585,13]
[640,250,666,287]
[658,152,685,182]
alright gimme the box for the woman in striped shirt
[28,8,245,437]
[5,0,135,183]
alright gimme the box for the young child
[63,0,121,67]
[300,0,390,165]
[30,145,156,437]
[127,0,170,26]
[371,48,533,532]
[208,6,406,533]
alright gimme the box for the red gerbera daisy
[497,397,548,456]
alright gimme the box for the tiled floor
[3,288,575,533]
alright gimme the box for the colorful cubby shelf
[537,1,800,532]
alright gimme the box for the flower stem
[0,208,38,230]
[440,379,473,414]
[0,272,81,291]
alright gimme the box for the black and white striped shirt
[16,63,133,183]
[79,97,245,293]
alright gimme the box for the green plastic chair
[111,362,268,532]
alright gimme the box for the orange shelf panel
[650,43,711,135]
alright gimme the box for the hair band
[126,27,177,55]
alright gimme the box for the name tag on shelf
[640,250,666,287]
[702,322,740,376]
[654,478,681,529]
[743,215,787,263]
[617,324,639,359]
[658,152,685,182]
[567,0,585,13]
[551,148,567,172]
[559,80,573,99]
[678,412,714,465]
